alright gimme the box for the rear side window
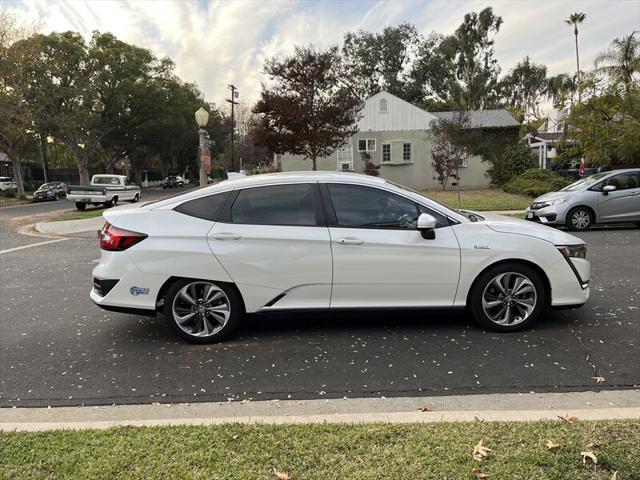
[174,191,230,221]
[231,184,317,226]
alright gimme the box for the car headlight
[557,244,587,259]
[534,199,567,209]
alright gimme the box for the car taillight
[99,222,147,251]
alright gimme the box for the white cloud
[5,0,639,111]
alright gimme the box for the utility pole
[226,84,239,171]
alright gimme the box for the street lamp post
[195,107,210,187]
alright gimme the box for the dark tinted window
[231,184,317,226]
[604,172,639,190]
[174,191,230,221]
[328,184,420,229]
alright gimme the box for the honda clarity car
[91,172,590,343]
[525,168,640,230]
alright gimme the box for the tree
[546,73,578,110]
[430,111,472,196]
[410,7,503,109]
[595,31,640,90]
[0,9,39,198]
[253,46,361,170]
[360,151,379,176]
[499,56,548,121]
[340,23,421,101]
[565,12,586,99]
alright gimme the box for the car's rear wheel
[165,280,242,343]
[54,193,59,201]
[131,194,139,203]
[75,202,86,211]
[566,207,593,231]
[470,263,545,332]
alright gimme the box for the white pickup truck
[66,174,141,211]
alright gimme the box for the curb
[35,216,104,237]
[3,390,639,432]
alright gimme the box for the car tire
[566,207,593,231]
[75,202,86,211]
[162,184,167,190]
[470,263,546,332]
[131,194,139,203]
[164,279,242,344]
[54,193,59,201]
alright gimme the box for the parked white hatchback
[91,172,590,343]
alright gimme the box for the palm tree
[595,31,640,89]
[565,12,586,99]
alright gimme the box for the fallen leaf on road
[472,440,492,461]
[545,440,561,450]
[581,451,598,464]
[472,467,488,478]
[592,376,606,384]
[273,468,292,479]
[417,404,433,412]
[558,414,577,424]
[611,471,618,480]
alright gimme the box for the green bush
[486,144,537,186]
[209,165,227,179]
[504,169,571,197]
[0,188,17,198]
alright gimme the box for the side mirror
[417,213,437,240]
[602,184,616,195]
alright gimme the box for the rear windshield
[93,177,121,185]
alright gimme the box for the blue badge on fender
[130,286,149,296]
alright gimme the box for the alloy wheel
[171,282,231,337]
[481,272,537,326]
[571,209,591,229]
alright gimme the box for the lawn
[421,188,531,211]
[49,208,106,222]
[2,420,638,479]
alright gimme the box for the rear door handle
[335,237,364,245]
[211,232,241,240]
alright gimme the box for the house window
[379,98,388,113]
[336,144,353,171]
[457,158,468,168]
[382,144,391,163]
[358,138,376,152]
[402,143,411,162]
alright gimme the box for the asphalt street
[1,198,638,407]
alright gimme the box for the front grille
[93,278,119,297]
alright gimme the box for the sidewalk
[2,390,639,431]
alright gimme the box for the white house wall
[357,91,439,132]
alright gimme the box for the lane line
[0,238,69,255]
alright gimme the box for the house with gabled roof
[279,91,520,190]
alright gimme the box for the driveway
[0,219,638,407]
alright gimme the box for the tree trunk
[311,156,317,171]
[134,167,143,186]
[77,153,90,185]
[574,32,581,102]
[10,155,26,199]
[40,134,50,183]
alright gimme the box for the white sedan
[91,172,590,343]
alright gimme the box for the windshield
[561,172,609,191]
[39,183,55,189]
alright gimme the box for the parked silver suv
[525,168,640,231]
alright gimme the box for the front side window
[328,184,420,229]
[231,184,317,226]
[382,144,391,163]
[603,172,639,190]
[402,143,411,162]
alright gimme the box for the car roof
[215,171,388,188]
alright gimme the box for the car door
[207,182,332,310]
[596,172,640,222]
[323,182,461,308]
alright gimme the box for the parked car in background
[33,182,67,201]
[526,168,640,230]
[67,174,140,210]
[91,172,590,343]
[161,176,185,189]
[551,160,611,180]
[0,177,17,191]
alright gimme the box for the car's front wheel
[165,280,242,343]
[75,202,86,211]
[470,263,545,332]
[566,207,593,231]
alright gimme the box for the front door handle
[211,232,241,240]
[335,237,365,245]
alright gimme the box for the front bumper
[525,203,571,225]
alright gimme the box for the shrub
[209,165,227,179]
[0,188,17,198]
[360,151,380,176]
[486,144,537,186]
[504,169,571,197]
[244,161,281,175]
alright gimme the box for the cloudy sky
[5,0,639,109]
